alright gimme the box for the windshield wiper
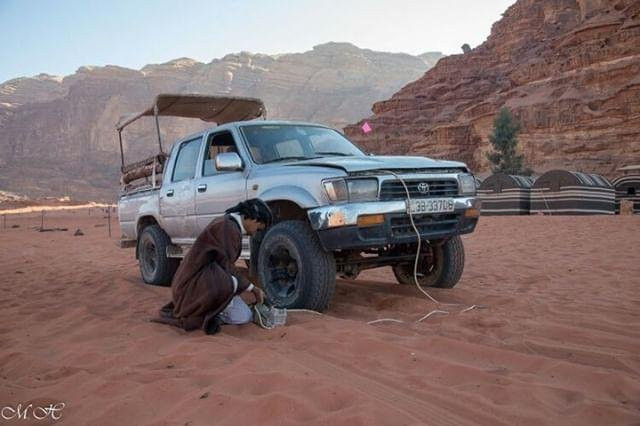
[315,152,351,157]
[262,156,318,164]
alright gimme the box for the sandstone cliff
[345,1,640,179]
[0,43,443,200]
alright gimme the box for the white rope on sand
[459,305,477,314]
[366,318,405,325]
[287,309,323,315]
[253,306,325,330]
[416,310,449,322]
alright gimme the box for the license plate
[406,198,455,214]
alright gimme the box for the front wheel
[258,221,336,311]
[392,236,465,289]
[137,225,179,286]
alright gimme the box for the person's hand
[251,286,265,305]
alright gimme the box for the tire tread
[138,225,179,286]
[435,236,465,288]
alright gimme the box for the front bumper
[307,197,480,251]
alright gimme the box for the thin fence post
[108,205,112,238]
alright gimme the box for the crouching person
[153,198,273,334]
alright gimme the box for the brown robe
[153,215,251,332]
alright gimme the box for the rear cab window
[172,137,202,182]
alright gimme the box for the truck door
[159,136,202,241]
[194,130,247,235]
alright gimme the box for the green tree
[487,107,531,175]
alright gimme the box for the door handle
[197,184,207,193]
[166,189,174,197]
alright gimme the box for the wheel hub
[267,245,299,298]
[142,238,157,275]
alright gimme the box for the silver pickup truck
[117,94,480,311]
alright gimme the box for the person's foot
[203,315,222,335]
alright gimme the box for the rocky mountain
[0,43,443,200]
[345,1,640,179]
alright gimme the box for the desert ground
[0,210,638,425]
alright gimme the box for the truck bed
[118,187,160,242]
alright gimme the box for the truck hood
[285,155,468,173]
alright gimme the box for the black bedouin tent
[612,175,640,214]
[478,173,535,215]
[530,170,614,215]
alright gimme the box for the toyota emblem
[417,182,430,194]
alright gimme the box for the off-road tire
[248,230,265,277]
[138,225,179,286]
[258,220,336,311]
[392,236,465,289]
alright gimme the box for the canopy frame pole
[118,129,125,170]
[154,104,164,154]
[152,157,157,188]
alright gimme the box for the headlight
[323,179,348,202]
[323,178,378,202]
[347,179,378,201]
[459,174,477,195]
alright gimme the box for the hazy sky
[0,0,515,83]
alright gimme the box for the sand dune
[0,211,639,425]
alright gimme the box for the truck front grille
[380,179,459,201]
[390,214,459,237]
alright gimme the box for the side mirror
[215,152,243,171]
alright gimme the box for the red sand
[1,210,639,425]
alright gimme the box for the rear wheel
[392,236,465,289]
[138,225,179,286]
[258,221,336,311]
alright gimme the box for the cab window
[203,131,238,176]
[172,138,202,182]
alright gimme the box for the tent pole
[154,104,163,154]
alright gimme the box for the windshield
[240,124,365,164]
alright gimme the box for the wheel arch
[265,199,308,224]
[259,186,321,210]
[248,199,308,276]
